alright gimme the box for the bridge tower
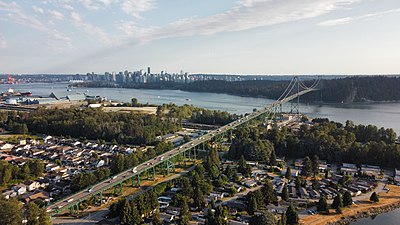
[290,76,300,114]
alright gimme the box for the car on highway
[132,167,138,173]
[66,198,74,203]
[160,156,164,161]
[88,188,93,193]
[112,175,118,179]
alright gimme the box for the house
[1,143,14,150]
[24,191,50,203]
[340,163,358,176]
[318,160,328,172]
[2,190,17,199]
[210,192,225,200]
[394,169,400,184]
[160,213,175,223]
[299,187,309,199]
[294,159,303,169]
[12,184,27,195]
[24,181,41,192]
[360,165,381,178]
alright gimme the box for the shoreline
[301,185,400,225]
[328,202,400,225]
[71,83,400,105]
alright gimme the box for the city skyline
[1,0,400,75]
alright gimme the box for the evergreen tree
[280,212,287,225]
[370,192,379,202]
[285,167,292,180]
[311,155,319,176]
[261,180,277,205]
[205,205,216,225]
[238,155,252,177]
[120,199,132,224]
[249,211,277,225]
[317,197,328,212]
[343,191,353,207]
[301,156,312,177]
[269,149,277,166]
[153,210,163,225]
[193,187,206,209]
[215,205,228,225]
[281,185,289,201]
[131,205,141,225]
[286,204,299,225]
[27,202,40,225]
[332,194,343,209]
[178,199,191,225]
[247,194,258,215]
[0,198,23,225]
[38,207,52,225]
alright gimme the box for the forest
[78,76,400,103]
[0,105,236,145]
[229,119,400,168]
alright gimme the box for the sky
[1,0,400,75]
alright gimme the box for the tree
[193,187,206,209]
[247,194,258,215]
[343,191,353,207]
[332,194,343,210]
[183,135,191,143]
[261,180,277,205]
[317,197,328,213]
[286,204,299,225]
[249,211,277,225]
[311,155,319,176]
[269,149,277,166]
[131,98,138,106]
[120,199,132,224]
[178,199,191,225]
[279,212,287,225]
[370,192,379,202]
[214,205,228,225]
[301,156,312,177]
[281,185,289,201]
[27,202,40,225]
[285,167,292,180]
[0,198,23,225]
[153,210,163,225]
[38,207,52,225]
[238,155,252,177]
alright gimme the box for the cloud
[121,0,359,44]
[32,5,44,14]
[48,9,65,20]
[48,29,73,52]
[70,11,111,44]
[0,35,6,49]
[120,0,154,18]
[0,1,47,31]
[80,0,113,10]
[318,8,400,26]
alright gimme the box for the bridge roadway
[47,88,314,214]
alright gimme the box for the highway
[47,88,314,214]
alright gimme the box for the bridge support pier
[113,182,123,195]
[164,159,175,175]
[131,174,140,187]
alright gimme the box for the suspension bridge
[47,76,320,216]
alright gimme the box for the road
[48,89,315,214]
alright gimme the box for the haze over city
[1,0,400,74]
